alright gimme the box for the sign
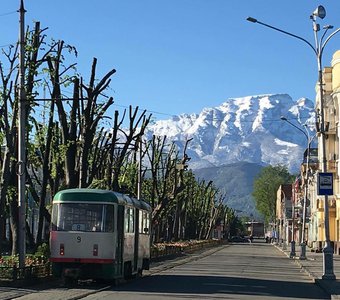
[317,172,333,195]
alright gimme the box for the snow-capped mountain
[145,94,315,172]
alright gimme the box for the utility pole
[18,0,26,268]
[137,138,142,200]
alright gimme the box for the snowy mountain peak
[145,94,315,172]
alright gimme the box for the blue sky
[1,1,339,122]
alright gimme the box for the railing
[0,262,51,282]
[150,239,223,260]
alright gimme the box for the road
[11,240,330,300]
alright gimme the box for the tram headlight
[93,244,98,256]
[60,243,65,256]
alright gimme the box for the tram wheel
[123,262,132,280]
[63,276,77,286]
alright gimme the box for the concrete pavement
[275,242,340,299]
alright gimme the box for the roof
[53,188,151,211]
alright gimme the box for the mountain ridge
[144,93,315,216]
[145,93,315,173]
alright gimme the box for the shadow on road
[115,274,329,299]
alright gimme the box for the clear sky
[1,1,339,122]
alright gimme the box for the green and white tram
[49,188,151,282]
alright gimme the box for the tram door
[117,205,124,274]
[133,208,139,271]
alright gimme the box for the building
[308,50,340,253]
[276,184,293,247]
[276,50,340,254]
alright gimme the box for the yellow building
[332,50,340,254]
[312,50,340,253]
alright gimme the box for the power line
[112,103,173,117]
[111,102,313,123]
[0,11,16,17]
[45,88,314,124]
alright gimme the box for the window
[51,203,114,232]
[125,207,135,233]
[139,210,150,234]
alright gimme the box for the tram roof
[53,188,151,211]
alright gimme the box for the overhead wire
[110,103,314,123]
[0,10,16,17]
[0,10,17,48]
[59,87,315,124]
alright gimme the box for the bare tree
[0,44,19,252]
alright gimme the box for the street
[10,240,330,300]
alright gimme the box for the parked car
[229,236,249,243]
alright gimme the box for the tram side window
[125,207,134,233]
[51,204,58,231]
[104,205,114,232]
[139,211,150,234]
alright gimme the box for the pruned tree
[110,106,151,191]
[0,43,19,253]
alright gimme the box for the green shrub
[34,243,50,259]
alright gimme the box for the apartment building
[310,50,340,253]
[276,51,340,254]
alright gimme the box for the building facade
[277,50,340,254]
[307,50,340,252]
[276,184,293,247]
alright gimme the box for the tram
[49,188,151,283]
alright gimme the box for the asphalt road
[77,241,329,300]
[7,240,331,300]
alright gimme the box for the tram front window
[51,203,114,232]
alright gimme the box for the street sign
[317,172,333,195]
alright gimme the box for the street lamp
[280,116,315,260]
[281,190,287,251]
[18,0,26,269]
[247,6,340,280]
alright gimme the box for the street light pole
[137,138,143,200]
[281,190,287,251]
[18,0,26,269]
[247,5,340,280]
[312,7,339,281]
[280,116,310,260]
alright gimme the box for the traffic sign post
[317,172,333,196]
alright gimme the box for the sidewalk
[275,242,340,299]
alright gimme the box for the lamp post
[18,0,26,269]
[247,5,340,280]
[290,196,296,258]
[280,116,311,260]
[281,190,287,250]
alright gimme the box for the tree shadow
[114,274,329,299]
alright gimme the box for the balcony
[316,198,337,212]
[327,160,337,172]
[301,162,319,174]
[325,120,336,135]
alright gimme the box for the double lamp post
[247,5,340,280]
[280,116,314,260]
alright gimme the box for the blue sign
[317,172,333,195]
